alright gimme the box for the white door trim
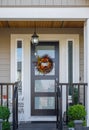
[11,34,79,122]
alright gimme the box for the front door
[31,41,59,116]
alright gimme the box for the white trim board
[11,34,79,122]
[0,7,89,20]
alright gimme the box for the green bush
[68,121,74,127]
[0,106,10,120]
[2,121,11,130]
[0,106,10,130]
[67,104,86,127]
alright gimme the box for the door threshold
[30,116,56,122]
[31,121,56,123]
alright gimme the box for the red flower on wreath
[36,55,53,74]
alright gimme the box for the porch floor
[17,122,67,130]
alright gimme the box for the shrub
[68,121,74,127]
[67,104,86,127]
[0,106,10,120]
[0,106,10,130]
[2,121,11,130]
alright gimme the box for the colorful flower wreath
[36,55,53,74]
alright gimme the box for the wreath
[36,55,53,74]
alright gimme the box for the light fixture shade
[31,32,39,45]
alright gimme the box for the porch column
[84,18,89,126]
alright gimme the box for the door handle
[56,78,58,82]
[55,78,58,86]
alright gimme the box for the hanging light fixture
[31,32,39,45]
[31,22,39,45]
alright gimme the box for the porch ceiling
[0,21,84,28]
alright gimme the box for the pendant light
[31,22,39,45]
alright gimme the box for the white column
[84,19,89,126]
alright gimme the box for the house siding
[79,34,84,82]
[0,30,10,82]
[0,0,89,6]
[0,28,83,82]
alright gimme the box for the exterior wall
[79,34,84,82]
[0,0,89,6]
[0,30,10,82]
[0,28,83,83]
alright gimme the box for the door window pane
[35,80,55,92]
[35,45,55,75]
[35,97,55,109]
[35,46,55,58]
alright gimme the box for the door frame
[11,34,79,121]
[31,41,59,116]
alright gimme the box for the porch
[0,6,89,129]
[17,122,58,130]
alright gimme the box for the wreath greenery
[36,55,53,74]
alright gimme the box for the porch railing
[56,83,87,130]
[0,81,20,130]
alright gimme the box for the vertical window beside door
[68,41,73,95]
[16,40,22,95]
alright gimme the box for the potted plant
[67,104,86,129]
[0,106,10,130]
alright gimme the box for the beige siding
[0,30,10,82]
[79,34,84,104]
[0,0,89,6]
[79,34,84,82]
